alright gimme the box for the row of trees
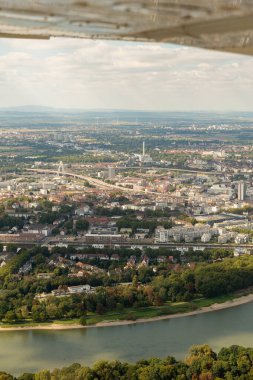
[2,345,253,379]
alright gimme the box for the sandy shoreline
[1,293,253,332]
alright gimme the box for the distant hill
[0,106,252,118]
[0,106,138,114]
[0,105,64,113]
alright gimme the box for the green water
[1,302,253,376]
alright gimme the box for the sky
[0,37,252,111]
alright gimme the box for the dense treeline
[0,215,25,230]
[194,257,253,297]
[38,205,74,224]
[2,345,253,379]
[1,246,253,323]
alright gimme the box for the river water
[1,301,253,376]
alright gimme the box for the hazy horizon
[0,38,252,112]
[0,105,252,114]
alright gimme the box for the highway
[27,168,149,194]
[27,167,221,195]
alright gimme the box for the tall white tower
[143,141,145,156]
[238,181,246,201]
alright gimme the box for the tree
[39,212,59,225]
[132,275,138,288]
[75,367,94,380]
[18,374,35,380]
[187,345,217,362]
[93,360,128,380]
[20,306,29,320]
[4,310,16,323]
[31,304,48,322]
[76,219,89,231]
[79,316,87,326]
[0,373,14,380]
[34,370,51,380]
[46,303,60,320]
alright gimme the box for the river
[1,301,253,376]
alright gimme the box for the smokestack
[143,141,145,156]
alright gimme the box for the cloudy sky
[0,37,252,111]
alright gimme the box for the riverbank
[1,291,253,331]
[96,292,253,327]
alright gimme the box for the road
[27,168,149,194]
[27,167,221,195]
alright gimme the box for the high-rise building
[238,181,246,201]
[108,167,115,179]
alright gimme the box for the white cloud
[0,38,252,110]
